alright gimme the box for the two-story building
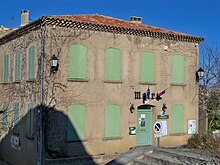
[0,10,204,165]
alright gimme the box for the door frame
[137,104,155,146]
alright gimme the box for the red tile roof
[49,14,192,37]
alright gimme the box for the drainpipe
[39,22,45,165]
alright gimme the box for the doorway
[137,108,153,145]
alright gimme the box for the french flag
[157,89,166,97]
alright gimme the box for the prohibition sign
[153,121,162,133]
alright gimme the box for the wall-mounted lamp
[50,54,59,73]
[196,67,205,82]
[160,103,167,116]
[130,103,135,113]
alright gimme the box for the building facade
[0,13,204,164]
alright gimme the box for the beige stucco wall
[44,26,200,154]
[0,25,200,164]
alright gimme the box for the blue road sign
[154,122,162,133]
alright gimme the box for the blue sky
[0,0,220,45]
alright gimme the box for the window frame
[172,54,185,84]
[105,48,122,82]
[14,51,21,82]
[104,104,121,138]
[171,104,184,134]
[69,44,87,80]
[140,51,155,83]
[67,104,86,141]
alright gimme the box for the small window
[104,104,120,138]
[28,46,35,80]
[172,55,184,84]
[13,102,20,134]
[3,54,9,83]
[26,103,34,138]
[105,48,121,81]
[171,104,184,134]
[2,102,8,129]
[15,51,21,81]
[69,44,87,79]
[67,104,85,141]
[141,51,155,83]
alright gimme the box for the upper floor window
[141,51,155,83]
[3,54,9,83]
[172,55,185,84]
[15,51,21,81]
[28,46,36,80]
[69,44,87,79]
[105,48,121,81]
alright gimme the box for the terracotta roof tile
[49,14,191,36]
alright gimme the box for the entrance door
[137,109,153,145]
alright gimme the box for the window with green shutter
[69,44,87,79]
[105,48,121,81]
[171,104,184,134]
[104,104,120,138]
[15,51,21,81]
[28,46,35,80]
[172,55,184,84]
[26,103,34,138]
[2,102,8,129]
[67,104,85,141]
[13,102,20,134]
[141,51,155,82]
[3,54,9,83]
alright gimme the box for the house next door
[137,109,153,145]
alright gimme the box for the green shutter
[172,55,184,84]
[14,102,20,134]
[105,104,120,137]
[3,102,8,129]
[28,46,35,80]
[69,45,87,79]
[3,54,8,83]
[141,51,155,82]
[27,103,34,137]
[67,104,85,140]
[15,51,21,81]
[106,48,121,81]
[171,104,184,134]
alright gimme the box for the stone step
[142,151,183,165]
[133,159,158,165]
[152,148,212,164]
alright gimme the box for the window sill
[26,79,36,82]
[103,136,122,140]
[169,133,186,136]
[67,78,89,82]
[104,80,123,84]
[14,81,21,83]
[26,136,34,140]
[171,83,187,86]
[65,139,87,142]
[2,82,9,84]
[140,81,157,85]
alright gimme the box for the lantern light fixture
[50,54,59,73]
[196,67,205,82]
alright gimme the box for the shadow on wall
[0,105,96,165]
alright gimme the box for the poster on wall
[188,120,196,135]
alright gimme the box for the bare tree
[199,43,220,133]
